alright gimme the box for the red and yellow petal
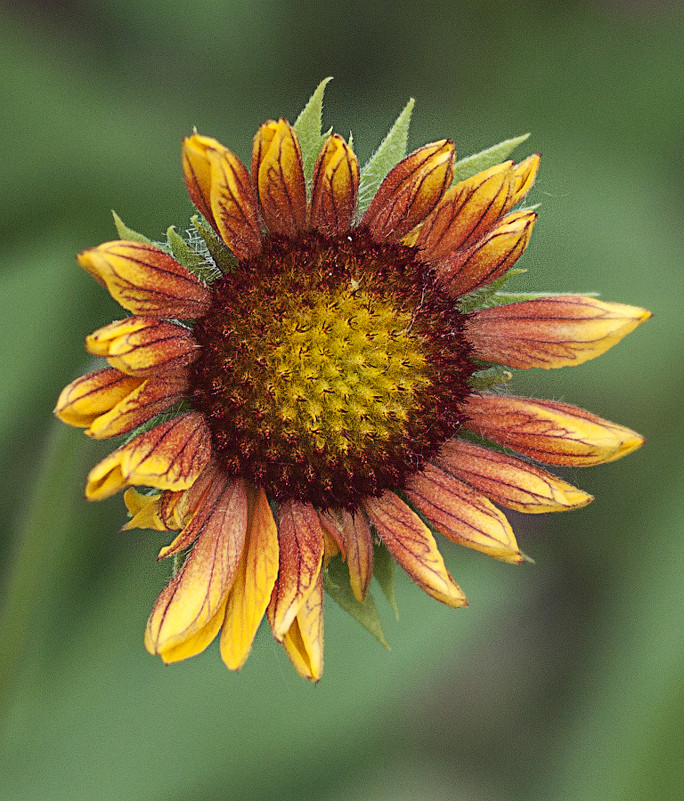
[85,412,211,500]
[208,147,263,261]
[144,477,248,660]
[364,491,467,608]
[153,467,219,553]
[437,209,537,297]
[124,462,217,535]
[86,317,198,377]
[406,463,522,564]
[164,464,218,531]
[280,571,324,682]
[153,601,228,665]
[339,509,373,601]
[54,367,142,428]
[123,488,168,531]
[466,296,651,369]
[464,394,645,467]
[86,373,188,439]
[267,501,324,641]
[318,508,373,601]
[182,133,227,230]
[362,140,455,242]
[252,119,307,237]
[221,487,279,671]
[317,509,347,558]
[509,154,540,207]
[434,440,593,513]
[417,161,515,261]
[308,133,360,235]
[77,241,211,319]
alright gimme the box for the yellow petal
[317,509,372,600]
[85,412,211,499]
[252,119,307,237]
[267,501,324,640]
[466,296,651,369]
[77,241,211,319]
[86,374,188,439]
[122,488,167,531]
[434,440,593,513]
[54,368,142,428]
[221,488,279,671]
[145,478,248,655]
[340,509,373,601]
[85,452,127,500]
[509,154,540,206]
[417,161,514,260]
[157,599,228,664]
[438,210,537,297]
[309,133,360,235]
[182,133,227,229]
[280,572,324,682]
[208,147,263,261]
[464,394,645,467]
[364,491,467,608]
[155,466,218,552]
[407,464,522,564]
[362,140,455,242]
[85,317,198,377]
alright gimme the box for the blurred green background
[1,1,682,799]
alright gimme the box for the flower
[55,82,650,681]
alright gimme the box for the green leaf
[324,557,389,648]
[452,133,530,184]
[356,97,415,219]
[373,541,399,618]
[166,225,220,283]
[123,400,191,444]
[491,290,599,305]
[167,225,205,270]
[468,365,513,390]
[293,77,333,194]
[190,214,237,274]
[111,210,151,243]
[457,268,527,312]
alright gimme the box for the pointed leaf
[356,98,415,218]
[372,540,398,618]
[294,77,334,192]
[190,214,237,273]
[452,134,530,184]
[324,557,389,648]
[457,268,527,312]
[489,290,598,305]
[111,210,152,244]
[468,365,513,390]
[166,225,207,272]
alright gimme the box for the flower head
[56,82,649,680]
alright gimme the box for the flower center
[190,230,476,509]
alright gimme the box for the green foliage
[111,210,152,244]
[457,268,527,312]
[452,133,530,183]
[293,77,333,194]
[372,540,398,618]
[323,557,389,648]
[356,98,415,218]
[167,225,221,283]
[468,365,513,390]
[190,214,237,273]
